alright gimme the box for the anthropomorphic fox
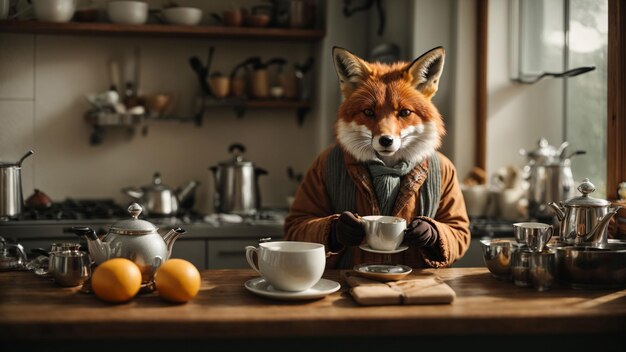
[284,46,470,269]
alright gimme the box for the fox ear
[332,46,371,96]
[406,46,445,99]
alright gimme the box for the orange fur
[335,60,446,143]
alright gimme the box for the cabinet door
[449,238,486,268]
[170,239,207,270]
[207,239,260,269]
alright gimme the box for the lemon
[155,258,201,303]
[91,258,142,303]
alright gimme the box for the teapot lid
[144,172,172,192]
[109,203,158,235]
[521,138,560,164]
[564,178,609,207]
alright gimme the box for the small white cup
[245,241,325,292]
[362,215,407,251]
[32,0,76,23]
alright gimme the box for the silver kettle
[209,143,267,215]
[0,150,34,220]
[520,138,585,220]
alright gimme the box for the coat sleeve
[283,150,339,251]
[419,154,471,267]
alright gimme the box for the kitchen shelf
[0,20,325,41]
[200,98,312,126]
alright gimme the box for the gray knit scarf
[366,159,415,215]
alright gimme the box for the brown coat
[284,144,471,269]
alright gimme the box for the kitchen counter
[1,268,624,351]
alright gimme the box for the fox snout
[373,134,400,156]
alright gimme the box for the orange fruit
[155,258,201,303]
[91,258,142,303]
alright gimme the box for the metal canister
[0,150,33,220]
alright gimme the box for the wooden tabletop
[0,268,625,341]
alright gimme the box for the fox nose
[379,136,394,147]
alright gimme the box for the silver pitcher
[0,150,34,220]
[520,138,585,220]
[209,143,267,215]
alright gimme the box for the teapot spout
[585,207,622,244]
[71,226,109,264]
[162,227,186,259]
[547,201,566,222]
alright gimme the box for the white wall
[486,0,563,177]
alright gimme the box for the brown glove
[328,211,366,251]
[403,218,439,247]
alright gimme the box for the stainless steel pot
[552,239,626,289]
[0,150,34,220]
[209,143,267,215]
[520,138,585,220]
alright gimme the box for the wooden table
[1,268,625,351]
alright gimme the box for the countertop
[1,268,625,350]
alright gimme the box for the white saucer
[244,277,341,301]
[359,244,409,254]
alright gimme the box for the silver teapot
[122,172,198,216]
[72,203,186,283]
[548,178,621,248]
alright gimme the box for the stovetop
[0,198,285,227]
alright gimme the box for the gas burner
[17,199,130,221]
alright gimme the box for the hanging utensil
[514,66,595,84]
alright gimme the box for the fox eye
[398,109,412,118]
[363,109,375,118]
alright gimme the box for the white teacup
[362,215,407,251]
[245,241,325,292]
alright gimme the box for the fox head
[332,46,446,166]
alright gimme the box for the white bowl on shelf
[32,0,77,23]
[162,7,202,25]
[107,1,148,25]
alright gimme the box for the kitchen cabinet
[207,238,258,269]
[170,239,206,270]
[0,221,285,270]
